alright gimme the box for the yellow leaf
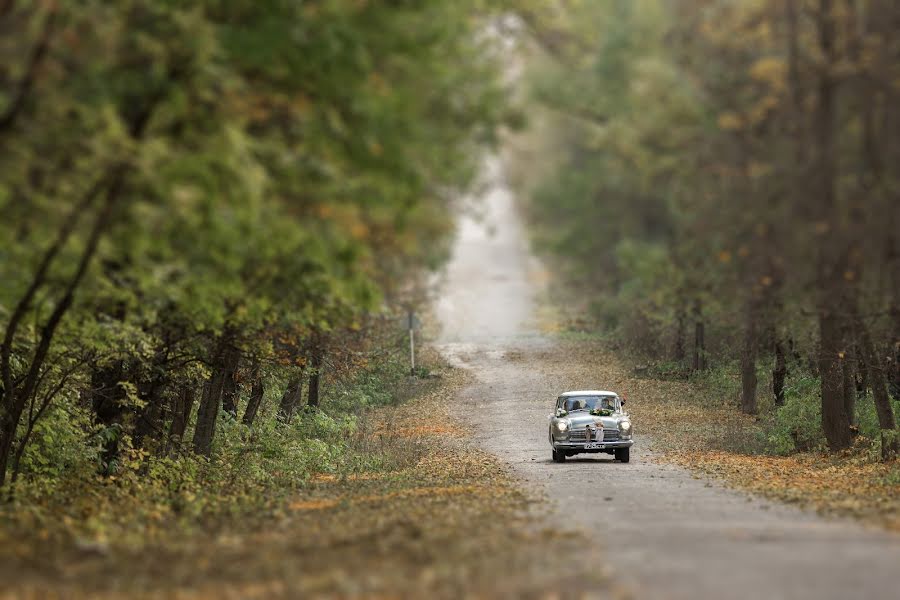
[717,112,743,131]
[749,57,787,89]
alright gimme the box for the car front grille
[568,428,620,442]
[568,429,592,441]
[603,429,621,441]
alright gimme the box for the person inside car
[567,398,587,411]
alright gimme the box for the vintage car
[548,390,633,463]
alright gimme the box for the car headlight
[555,420,569,432]
[619,420,632,432]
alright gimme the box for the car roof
[559,390,618,397]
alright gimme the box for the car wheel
[552,448,566,463]
[615,448,630,463]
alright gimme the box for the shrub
[761,372,900,457]
[17,398,98,481]
[763,375,825,455]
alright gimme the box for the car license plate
[585,443,605,449]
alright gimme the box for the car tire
[552,448,566,463]
[615,448,630,463]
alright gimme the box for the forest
[0,0,514,521]
[1,0,899,596]
[515,0,900,459]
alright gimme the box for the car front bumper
[552,439,633,450]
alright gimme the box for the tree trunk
[855,345,869,399]
[241,366,265,427]
[773,337,787,407]
[856,319,899,460]
[673,304,686,362]
[890,232,900,402]
[891,339,900,403]
[277,375,304,424]
[813,0,851,452]
[221,350,242,418]
[167,387,195,454]
[192,379,220,456]
[841,347,856,428]
[692,300,706,372]
[192,339,238,456]
[308,344,325,409]
[819,310,852,451]
[740,303,758,414]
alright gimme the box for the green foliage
[3,344,433,546]
[515,0,900,458]
[763,377,825,456]
[18,402,97,480]
[761,379,900,457]
[0,0,511,488]
[881,465,900,487]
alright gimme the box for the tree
[1,0,512,486]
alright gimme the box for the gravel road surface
[435,158,900,600]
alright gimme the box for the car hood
[565,413,621,429]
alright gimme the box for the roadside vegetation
[1,1,512,502]
[531,329,900,531]
[510,1,900,464]
[0,350,606,597]
[0,1,566,592]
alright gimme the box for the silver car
[548,390,633,463]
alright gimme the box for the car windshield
[559,396,617,412]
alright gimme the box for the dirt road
[435,158,900,600]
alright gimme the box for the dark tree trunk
[277,376,304,424]
[673,304,686,362]
[841,347,856,428]
[855,345,869,399]
[891,339,900,403]
[814,0,851,452]
[307,344,325,409]
[192,378,220,456]
[891,237,900,402]
[856,319,899,460]
[692,300,706,372]
[740,302,758,414]
[167,387,195,454]
[221,350,242,418]
[819,310,852,451]
[773,337,787,407]
[192,339,238,456]
[242,366,265,427]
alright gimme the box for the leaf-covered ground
[0,363,609,599]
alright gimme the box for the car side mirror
[621,399,626,406]
[555,407,567,418]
